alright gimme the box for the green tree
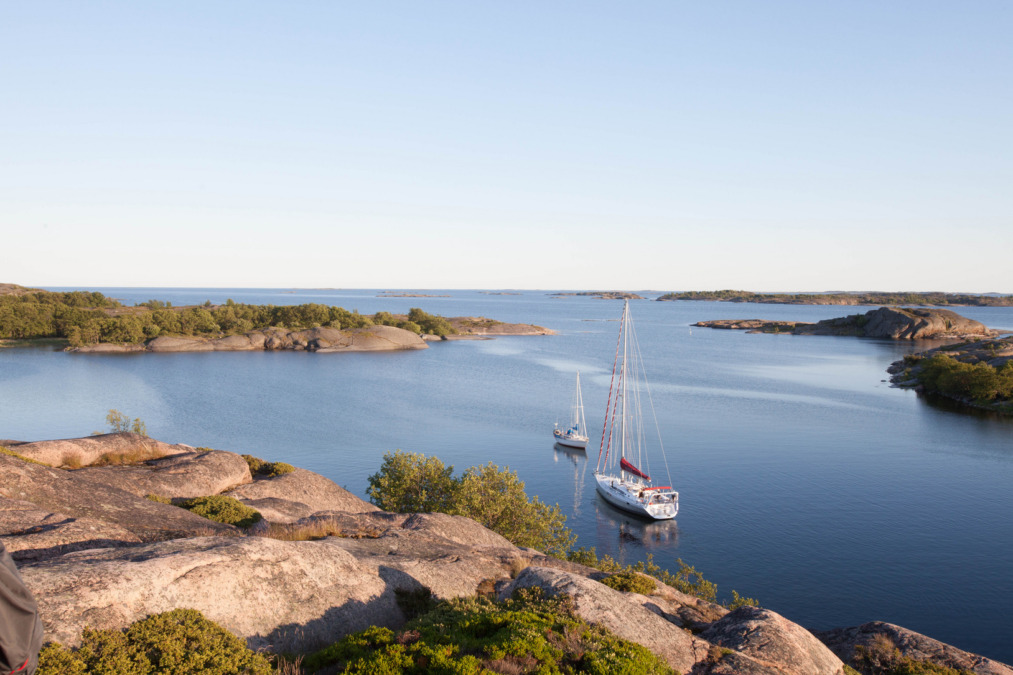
[105,409,148,436]
[366,451,574,556]
[366,451,460,514]
[457,462,575,555]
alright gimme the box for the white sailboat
[554,371,589,449]
[594,301,679,520]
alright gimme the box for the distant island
[696,305,1013,416]
[694,306,997,340]
[0,284,551,353]
[377,291,451,298]
[660,290,1013,306]
[550,291,645,300]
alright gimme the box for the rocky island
[3,432,1009,674]
[550,291,646,300]
[0,284,552,354]
[695,306,997,340]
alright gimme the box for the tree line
[914,353,1013,405]
[0,291,456,345]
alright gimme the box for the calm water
[3,288,1012,663]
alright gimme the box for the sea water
[2,288,1012,663]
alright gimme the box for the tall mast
[575,371,585,433]
[620,301,628,471]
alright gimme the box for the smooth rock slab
[700,606,847,675]
[0,455,238,544]
[4,432,188,468]
[227,468,379,523]
[816,622,1013,675]
[20,537,390,653]
[0,498,142,562]
[75,449,252,499]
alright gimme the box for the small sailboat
[554,371,589,449]
[594,300,679,520]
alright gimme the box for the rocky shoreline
[695,306,997,341]
[69,319,554,353]
[2,432,1009,673]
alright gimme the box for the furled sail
[620,457,650,481]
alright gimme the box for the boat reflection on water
[592,500,679,562]
[553,442,588,515]
[553,442,587,464]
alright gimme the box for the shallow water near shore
[3,288,1013,663]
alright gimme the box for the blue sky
[2,2,1011,291]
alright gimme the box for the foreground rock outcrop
[817,622,1013,675]
[2,432,1009,673]
[696,306,997,340]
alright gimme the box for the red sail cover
[620,457,650,481]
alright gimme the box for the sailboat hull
[594,472,678,520]
[553,430,588,449]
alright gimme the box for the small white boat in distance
[594,301,678,520]
[554,371,589,449]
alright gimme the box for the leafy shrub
[104,409,147,436]
[262,461,295,477]
[916,353,1013,404]
[36,608,273,675]
[601,570,657,595]
[366,451,461,514]
[565,547,739,606]
[367,451,574,555]
[241,453,266,474]
[242,454,296,478]
[394,587,436,621]
[177,495,262,529]
[305,588,674,675]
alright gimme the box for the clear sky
[2,2,1011,291]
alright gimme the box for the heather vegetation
[176,495,263,529]
[659,290,1013,306]
[0,288,456,345]
[36,609,274,675]
[303,588,675,675]
[242,454,297,478]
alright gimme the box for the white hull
[594,472,678,520]
[554,430,588,449]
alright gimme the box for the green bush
[564,547,748,606]
[177,495,262,529]
[242,454,296,478]
[36,609,273,675]
[366,451,461,514]
[305,588,674,675]
[145,494,172,505]
[916,353,1013,403]
[601,570,657,595]
[366,451,574,556]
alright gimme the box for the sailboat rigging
[594,300,679,520]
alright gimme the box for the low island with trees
[0,284,551,353]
